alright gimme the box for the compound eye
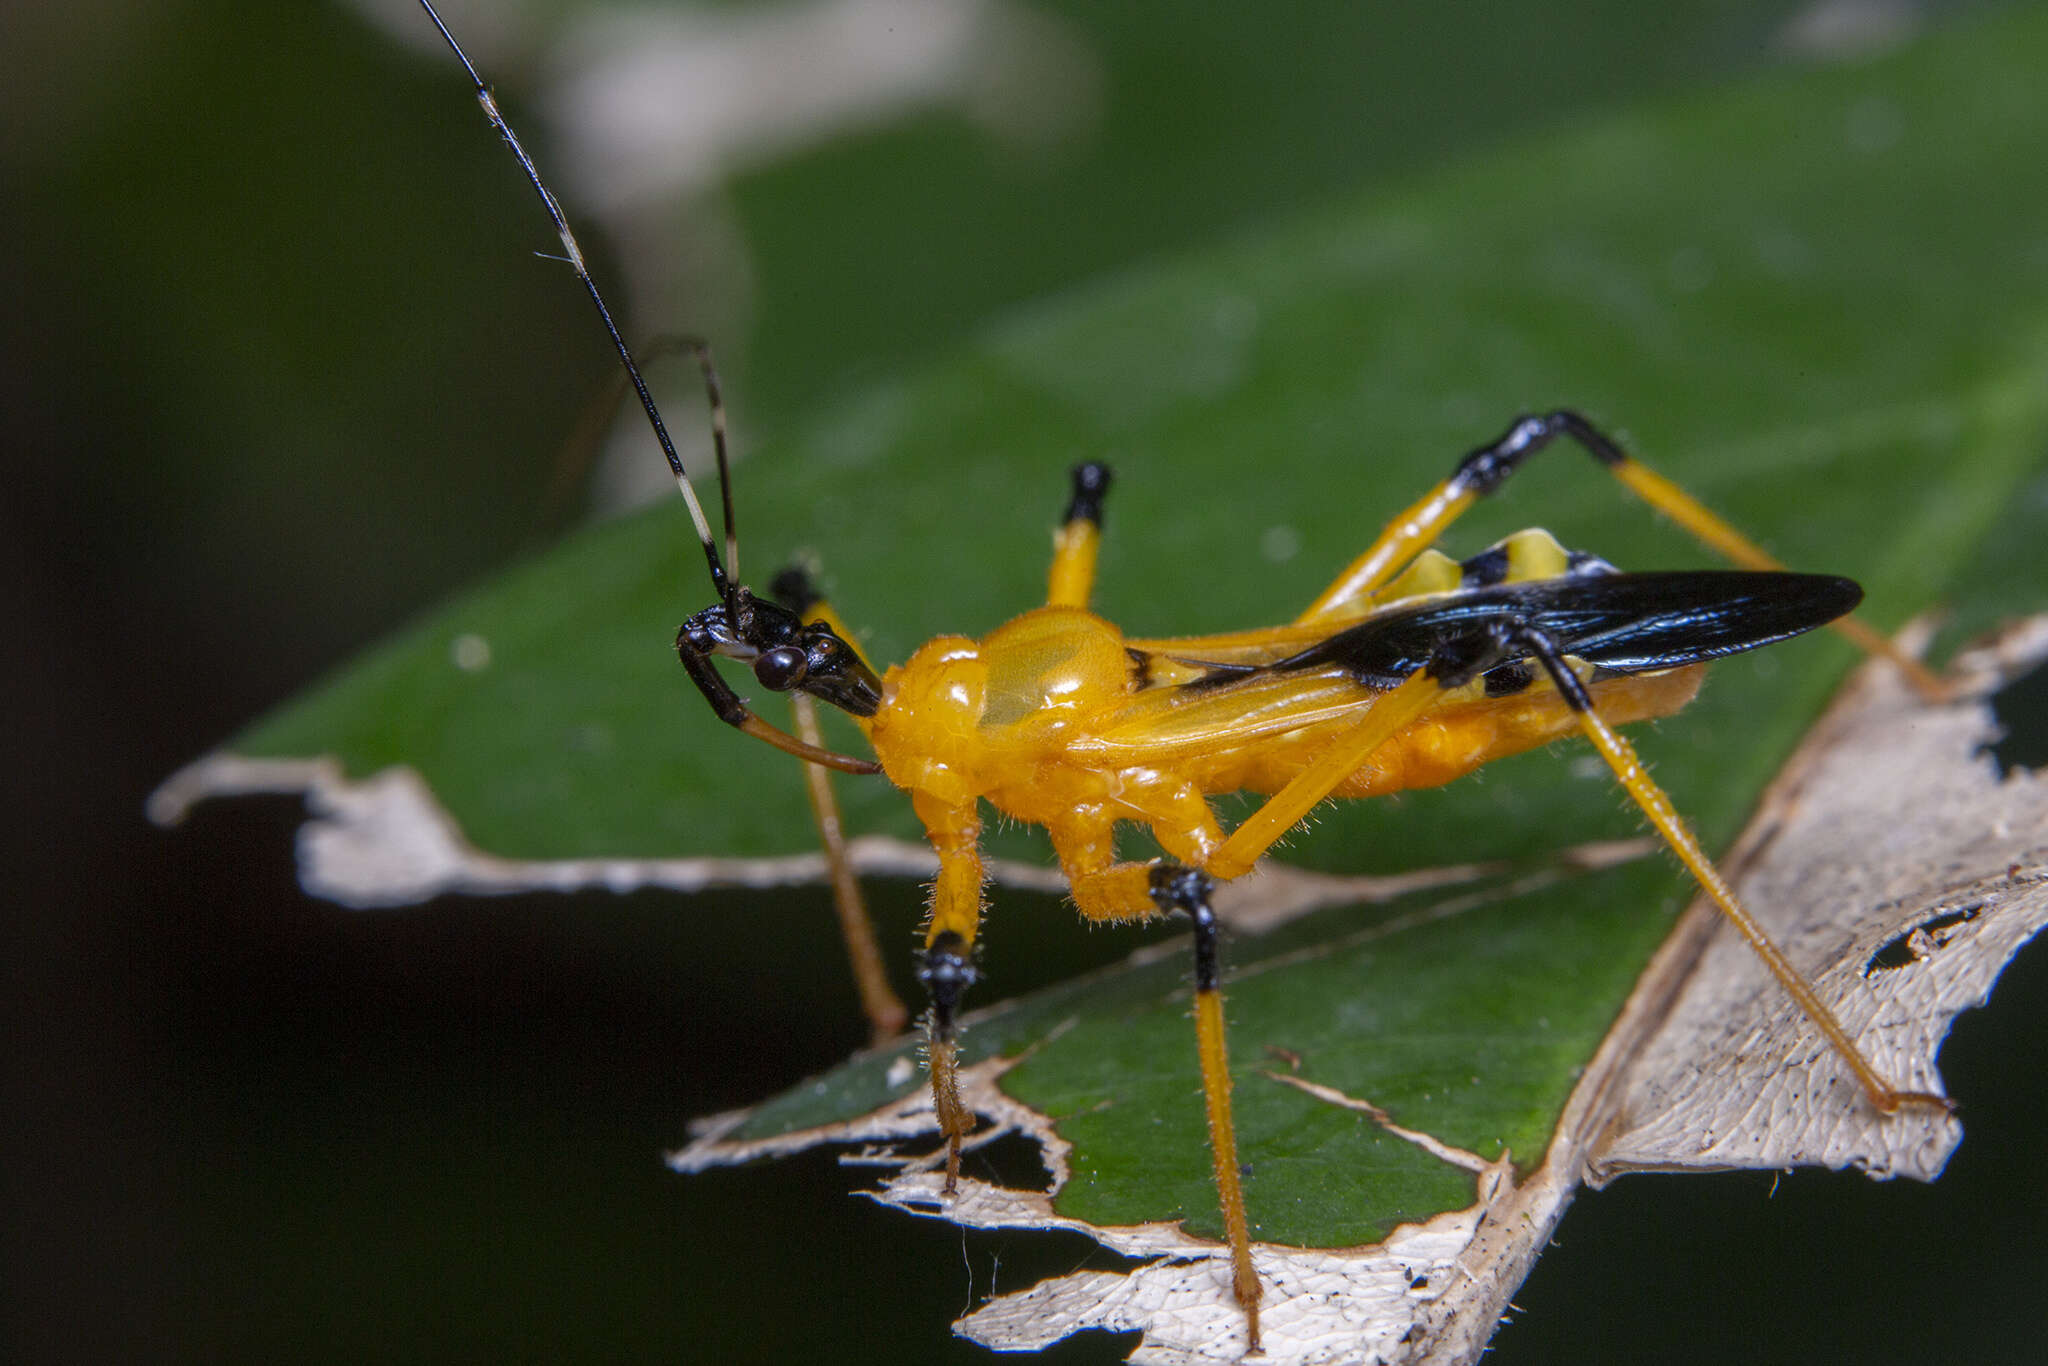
[753,644,810,691]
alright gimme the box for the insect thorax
[867,606,1134,812]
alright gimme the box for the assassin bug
[416,0,1954,1350]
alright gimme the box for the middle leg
[1050,805,1261,1352]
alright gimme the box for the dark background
[6,1,2044,1361]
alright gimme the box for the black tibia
[1064,461,1113,526]
[676,586,882,718]
[1149,865,1222,993]
[917,930,979,1039]
[1278,570,1863,690]
[1451,409,1627,495]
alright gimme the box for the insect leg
[1511,626,1954,1116]
[1206,669,1449,880]
[1050,814,1260,1353]
[1154,865,1262,1353]
[1298,411,1946,698]
[1045,781,1226,925]
[909,790,987,1191]
[767,567,906,1041]
[1046,462,1113,609]
[788,693,909,1042]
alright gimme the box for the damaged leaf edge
[146,748,1628,922]
[668,617,2048,1366]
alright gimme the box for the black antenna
[682,338,741,590]
[415,0,732,601]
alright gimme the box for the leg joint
[1148,864,1222,992]
[1509,623,1597,713]
[675,634,753,727]
[1451,409,1627,496]
[1064,461,1113,526]
[918,930,979,1035]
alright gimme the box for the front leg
[910,790,985,1191]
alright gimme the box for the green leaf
[708,859,1680,1248]
[236,8,2048,864]
[181,2,2048,1354]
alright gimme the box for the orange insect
[416,0,1951,1349]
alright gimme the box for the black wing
[1268,571,1863,689]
